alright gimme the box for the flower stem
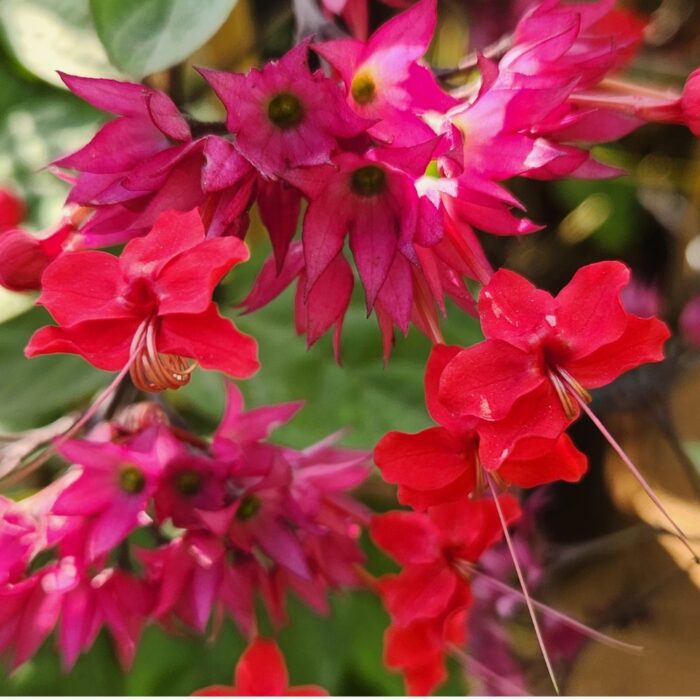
[1,328,147,489]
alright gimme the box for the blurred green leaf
[0,0,120,87]
[90,0,239,78]
[0,308,105,431]
[0,72,101,228]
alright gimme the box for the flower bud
[0,229,50,292]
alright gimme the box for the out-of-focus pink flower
[680,295,700,348]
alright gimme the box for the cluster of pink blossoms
[0,383,368,671]
[0,0,699,695]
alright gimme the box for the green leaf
[0,0,121,87]
[90,0,239,78]
[0,308,105,431]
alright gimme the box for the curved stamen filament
[129,320,197,393]
[574,395,700,565]
[547,366,592,419]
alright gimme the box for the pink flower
[0,497,40,585]
[201,42,368,179]
[51,430,165,560]
[315,0,455,145]
[680,295,700,348]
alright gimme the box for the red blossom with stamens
[437,261,670,467]
[371,496,520,695]
[193,637,328,696]
[25,209,259,390]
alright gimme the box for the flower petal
[439,340,543,421]
[158,305,259,379]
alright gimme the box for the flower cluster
[0,385,368,671]
[2,0,693,359]
[1,0,698,694]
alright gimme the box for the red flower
[374,344,587,508]
[436,262,669,467]
[193,637,328,696]
[371,496,520,695]
[26,209,258,391]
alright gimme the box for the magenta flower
[292,145,440,313]
[201,42,368,178]
[315,0,456,145]
[51,430,166,560]
[0,497,40,585]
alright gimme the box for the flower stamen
[130,320,197,393]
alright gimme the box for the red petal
[424,344,476,434]
[374,427,475,492]
[192,685,236,696]
[555,261,631,361]
[397,468,479,510]
[286,687,328,696]
[439,340,543,421]
[38,251,128,325]
[234,638,288,695]
[478,267,555,348]
[158,305,259,379]
[378,564,458,626]
[477,381,570,469]
[25,318,139,371]
[429,495,521,562]
[120,209,205,278]
[498,433,588,488]
[370,511,440,565]
[155,237,249,315]
[565,314,669,388]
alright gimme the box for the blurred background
[1,0,700,694]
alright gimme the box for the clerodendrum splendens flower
[25,209,259,391]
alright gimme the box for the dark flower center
[351,72,376,105]
[123,276,158,314]
[236,494,261,521]
[175,469,203,496]
[351,165,386,197]
[267,92,303,129]
[119,464,146,494]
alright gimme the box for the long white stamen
[456,560,643,654]
[485,472,560,695]
[575,396,700,565]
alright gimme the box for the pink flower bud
[0,229,51,292]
